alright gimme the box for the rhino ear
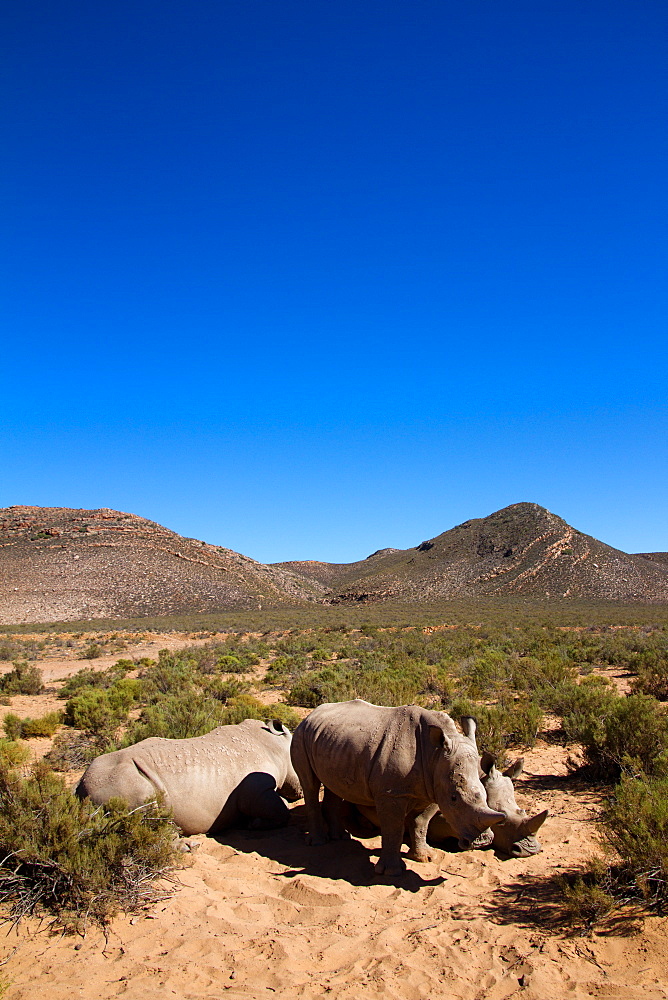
[266,719,287,735]
[429,726,452,753]
[503,757,524,780]
[460,716,477,743]
[480,751,496,776]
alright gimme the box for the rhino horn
[503,757,525,780]
[480,807,506,827]
[520,809,548,835]
[460,716,477,745]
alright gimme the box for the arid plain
[1,631,667,1000]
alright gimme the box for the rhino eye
[450,793,458,803]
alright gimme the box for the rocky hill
[276,503,668,605]
[0,506,320,624]
[2,502,667,623]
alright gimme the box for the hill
[2,502,667,624]
[0,506,320,624]
[275,502,668,604]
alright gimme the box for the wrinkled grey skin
[76,719,302,836]
[449,717,547,856]
[345,718,548,858]
[290,700,505,876]
[428,754,548,857]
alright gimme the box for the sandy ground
[0,640,666,1000]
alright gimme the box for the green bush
[58,659,134,699]
[631,649,668,701]
[19,712,64,739]
[3,714,23,741]
[0,760,181,929]
[64,682,137,741]
[569,693,668,780]
[0,662,44,696]
[448,697,543,762]
[601,772,668,911]
[79,643,104,660]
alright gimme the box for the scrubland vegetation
[0,610,668,929]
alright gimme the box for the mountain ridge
[1,502,667,623]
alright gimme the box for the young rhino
[428,752,548,857]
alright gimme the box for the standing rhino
[339,720,548,858]
[76,719,302,835]
[428,753,548,857]
[291,700,505,875]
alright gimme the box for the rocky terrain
[1,502,667,624]
[278,503,668,605]
[0,506,320,624]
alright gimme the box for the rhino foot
[406,846,440,864]
[374,857,407,876]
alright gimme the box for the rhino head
[266,720,303,802]
[428,724,505,850]
[477,753,548,857]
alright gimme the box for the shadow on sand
[213,804,445,893]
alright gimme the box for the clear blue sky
[2,1,666,563]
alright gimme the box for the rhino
[76,718,302,835]
[428,753,548,857]
[340,720,548,858]
[290,700,505,875]
[442,717,548,856]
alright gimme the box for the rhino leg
[374,796,410,875]
[290,737,329,846]
[406,803,440,864]
[322,788,351,841]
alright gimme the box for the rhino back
[296,700,454,805]
[78,719,292,835]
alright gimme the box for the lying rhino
[428,753,548,857]
[76,718,302,835]
[291,700,505,875]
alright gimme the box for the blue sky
[2,1,666,563]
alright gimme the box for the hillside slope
[0,506,320,624]
[276,503,668,604]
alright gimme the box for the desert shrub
[0,662,44,696]
[45,731,106,771]
[264,654,308,685]
[448,698,543,762]
[561,860,617,930]
[3,714,23,741]
[569,693,668,780]
[600,772,668,911]
[202,676,251,702]
[0,740,30,768]
[631,649,668,701]
[287,668,357,708]
[125,692,229,742]
[64,683,137,740]
[79,643,104,660]
[5,712,63,740]
[0,760,181,929]
[552,675,617,729]
[19,712,64,739]
[58,659,134,699]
